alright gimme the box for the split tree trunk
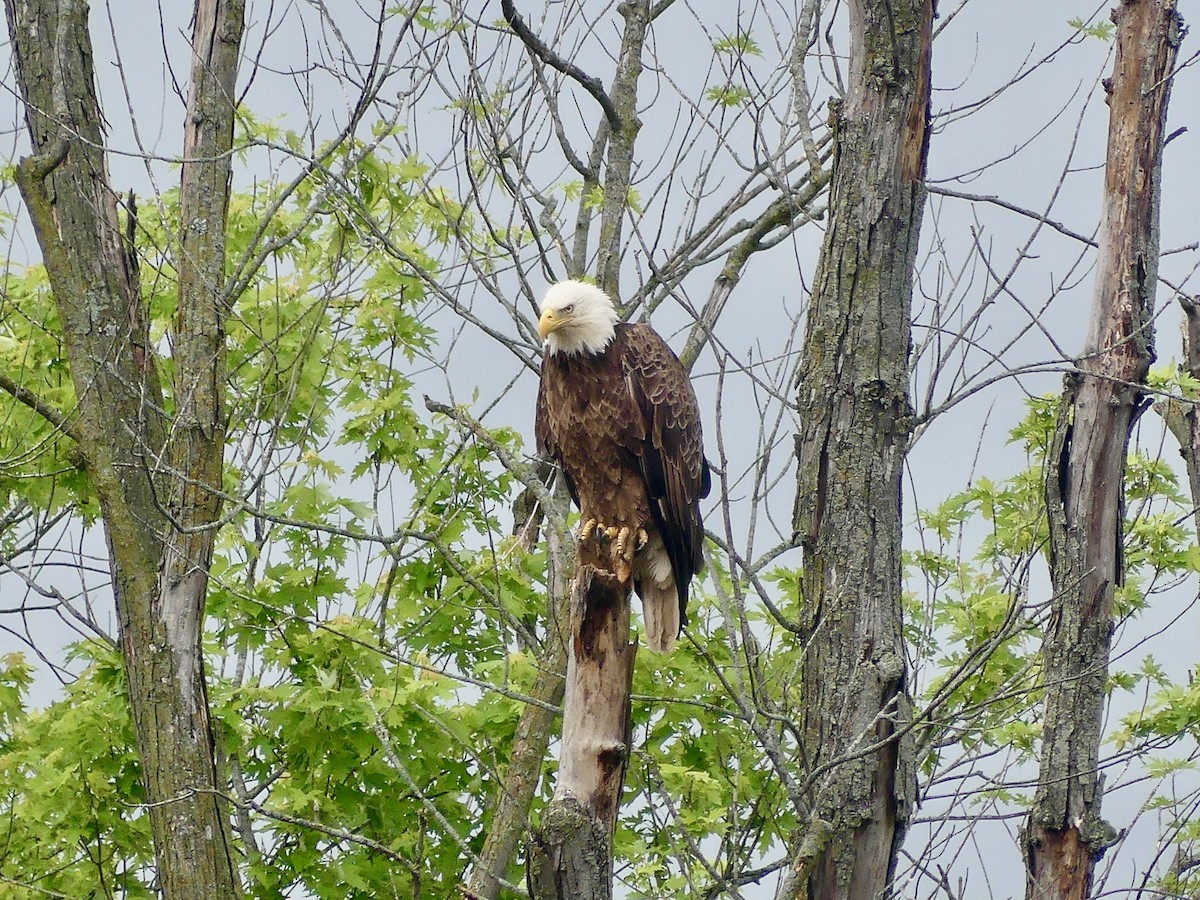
[526,566,636,900]
[1023,3,1183,899]
[784,1,932,897]
[4,0,245,896]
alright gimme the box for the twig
[0,370,77,440]
[499,0,622,133]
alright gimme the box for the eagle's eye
[562,304,574,314]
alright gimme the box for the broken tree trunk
[1022,3,1183,899]
[784,0,932,897]
[526,566,636,900]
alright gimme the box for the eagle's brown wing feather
[617,323,710,622]
[534,368,580,507]
[537,323,708,635]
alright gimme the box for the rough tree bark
[784,1,932,898]
[4,0,245,896]
[593,0,647,299]
[526,567,636,900]
[1023,3,1183,899]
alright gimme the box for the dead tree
[525,567,635,900]
[1022,3,1184,899]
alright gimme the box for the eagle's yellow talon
[636,527,648,551]
[579,518,598,543]
[604,525,619,540]
[614,526,631,560]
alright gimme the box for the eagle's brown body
[537,320,710,651]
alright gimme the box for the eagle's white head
[538,280,618,357]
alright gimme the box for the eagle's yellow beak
[538,309,565,341]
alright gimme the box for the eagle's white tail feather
[636,537,679,653]
[640,580,679,654]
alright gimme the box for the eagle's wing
[536,356,580,507]
[618,323,711,608]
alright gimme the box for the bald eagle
[535,280,710,653]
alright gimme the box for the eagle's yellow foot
[614,526,632,561]
[578,520,646,583]
[579,518,598,544]
[578,518,620,548]
[614,525,648,561]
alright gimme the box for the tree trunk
[594,0,647,298]
[527,566,636,900]
[4,0,245,896]
[1023,3,1182,899]
[785,1,931,897]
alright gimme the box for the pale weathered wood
[1022,3,1183,899]
[527,565,636,900]
[3,0,245,896]
[784,0,932,897]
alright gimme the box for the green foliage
[704,29,761,110]
[0,111,547,898]
[904,401,1054,771]
[706,85,752,107]
[0,646,153,897]
[907,394,1200,801]
[1148,362,1200,401]
[616,608,799,896]
[712,30,762,58]
[219,613,482,899]
[0,264,96,528]
[1068,16,1116,42]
